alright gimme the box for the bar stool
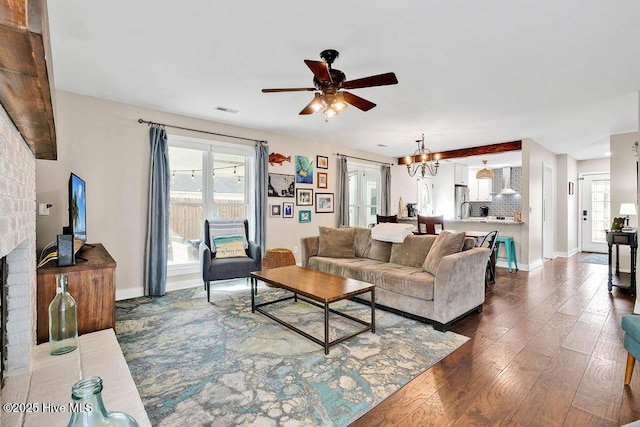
[496,236,518,272]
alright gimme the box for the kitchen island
[445,217,524,270]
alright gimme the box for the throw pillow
[390,235,437,267]
[367,239,392,262]
[317,227,356,258]
[422,230,466,275]
[209,220,248,253]
[213,235,248,258]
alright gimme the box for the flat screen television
[68,173,87,242]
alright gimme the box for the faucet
[459,201,472,219]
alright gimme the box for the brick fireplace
[0,103,37,379]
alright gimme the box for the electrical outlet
[293,246,298,254]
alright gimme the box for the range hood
[500,167,517,195]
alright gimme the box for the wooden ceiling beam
[397,140,522,165]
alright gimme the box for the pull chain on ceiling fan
[261,49,398,119]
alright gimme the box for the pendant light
[476,160,494,179]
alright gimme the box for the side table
[262,248,296,269]
[607,230,638,295]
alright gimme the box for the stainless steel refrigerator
[454,185,470,219]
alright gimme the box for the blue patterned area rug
[115,280,468,426]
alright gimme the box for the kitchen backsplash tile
[469,167,522,217]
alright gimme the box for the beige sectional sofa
[301,227,489,331]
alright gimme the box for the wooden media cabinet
[36,243,116,344]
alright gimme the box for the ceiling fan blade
[342,72,398,90]
[342,91,376,111]
[304,60,332,83]
[262,88,316,93]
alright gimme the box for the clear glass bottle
[48,273,78,355]
[68,376,140,427]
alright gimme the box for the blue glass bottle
[67,376,140,426]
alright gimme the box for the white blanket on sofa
[371,223,415,243]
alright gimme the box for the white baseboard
[554,248,579,258]
[116,287,145,301]
[495,260,537,272]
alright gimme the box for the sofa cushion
[354,227,372,258]
[389,235,437,268]
[462,236,477,251]
[378,266,435,301]
[318,227,355,258]
[422,231,466,274]
[366,239,393,262]
[308,256,385,281]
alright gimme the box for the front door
[581,173,610,253]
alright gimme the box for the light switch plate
[38,203,50,216]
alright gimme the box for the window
[590,179,610,243]
[348,164,380,227]
[168,136,254,269]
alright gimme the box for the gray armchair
[199,219,262,302]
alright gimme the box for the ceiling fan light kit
[262,49,398,119]
[405,134,439,177]
[476,160,495,179]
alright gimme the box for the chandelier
[404,134,439,177]
[308,91,348,119]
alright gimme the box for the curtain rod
[138,119,267,144]
[335,153,393,166]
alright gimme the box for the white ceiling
[46,0,640,162]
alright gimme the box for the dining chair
[476,230,500,288]
[416,215,445,235]
[376,214,398,224]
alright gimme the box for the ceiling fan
[261,49,398,118]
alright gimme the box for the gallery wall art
[295,155,314,184]
[268,173,295,197]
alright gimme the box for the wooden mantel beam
[0,0,57,160]
[397,140,522,165]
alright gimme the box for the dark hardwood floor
[351,253,640,426]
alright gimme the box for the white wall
[577,158,610,175]
[555,154,579,257]
[522,138,557,270]
[36,91,394,298]
[389,165,420,216]
[610,132,638,271]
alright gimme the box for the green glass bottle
[48,273,78,355]
[67,376,140,427]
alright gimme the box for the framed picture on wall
[268,173,295,197]
[295,155,314,184]
[283,202,294,218]
[270,204,281,217]
[296,188,313,206]
[315,193,334,213]
[299,210,312,223]
[317,155,329,169]
[317,172,328,189]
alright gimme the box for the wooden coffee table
[251,265,375,354]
